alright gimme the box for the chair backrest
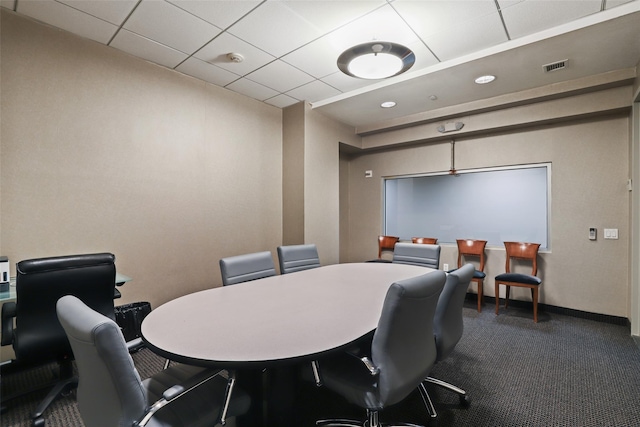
[13,253,116,364]
[503,242,540,275]
[56,295,147,427]
[433,263,475,361]
[277,244,320,274]
[378,235,399,258]
[456,239,487,270]
[411,237,438,244]
[219,251,276,286]
[392,242,441,269]
[372,270,446,406]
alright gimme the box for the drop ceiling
[2,0,639,130]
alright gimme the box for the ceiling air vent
[543,59,568,73]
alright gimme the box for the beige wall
[0,11,283,310]
[282,103,305,246]
[343,108,631,317]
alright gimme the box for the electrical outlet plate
[443,263,449,271]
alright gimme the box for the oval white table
[141,262,435,426]
[141,262,434,367]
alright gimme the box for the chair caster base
[459,394,471,407]
[32,416,45,427]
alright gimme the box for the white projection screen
[384,164,550,248]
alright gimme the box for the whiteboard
[384,164,550,248]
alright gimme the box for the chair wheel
[32,417,45,427]
[459,394,471,407]
[427,417,438,427]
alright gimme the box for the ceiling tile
[286,80,342,103]
[175,57,240,87]
[167,0,261,29]
[393,0,506,61]
[194,32,276,76]
[605,0,636,8]
[265,94,300,109]
[500,0,602,39]
[226,78,279,102]
[320,71,383,93]
[324,4,423,50]
[281,0,385,34]
[422,13,507,61]
[281,36,344,79]
[123,0,222,54]
[16,0,118,44]
[226,1,324,58]
[246,60,315,93]
[57,0,138,25]
[110,29,188,69]
[394,0,499,37]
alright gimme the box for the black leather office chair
[219,251,276,286]
[316,270,447,427]
[277,244,321,274]
[56,295,250,427]
[0,253,117,427]
[392,242,441,269]
[422,263,475,416]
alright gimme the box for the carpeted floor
[3,301,640,427]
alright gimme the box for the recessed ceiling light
[338,42,415,80]
[381,101,396,108]
[474,75,496,84]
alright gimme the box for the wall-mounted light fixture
[437,122,464,133]
[337,41,415,79]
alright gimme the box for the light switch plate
[604,228,619,239]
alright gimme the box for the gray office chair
[0,253,117,427]
[56,295,250,427]
[392,242,441,269]
[277,244,321,274]
[219,251,276,286]
[422,263,475,417]
[316,270,447,427]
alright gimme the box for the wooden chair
[411,237,438,244]
[456,239,487,312]
[494,242,542,322]
[377,235,399,259]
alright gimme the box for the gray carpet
[3,302,640,427]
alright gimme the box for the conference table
[141,262,436,425]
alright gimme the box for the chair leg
[311,360,322,386]
[219,371,236,425]
[476,279,483,312]
[424,377,470,406]
[418,382,438,421]
[495,282,500,315]
[532,287,539,323]
[504,286,511,308]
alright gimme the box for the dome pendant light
[338,41,415,79]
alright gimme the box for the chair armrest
[1,302,16,346]
[343,349,380,376]
[136,368,223,427]
[359,356,380,376]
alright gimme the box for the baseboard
[466,293,629,326]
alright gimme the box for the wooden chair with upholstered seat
[411,237,438,244]
[456,239,488,312]
[494,242,542,322]
[377,235,399,260]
